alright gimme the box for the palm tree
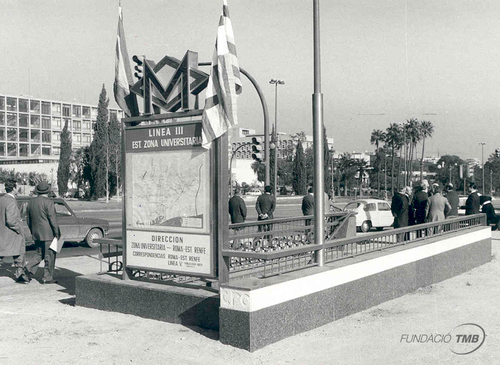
[339,153,354,196]
[385,123,401,195]
[419,120,434,180]
[405,118,421,185]
[370,129,386,197]
[353,158,368,198]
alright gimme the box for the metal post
[270,79,284,193]
[313,0,324,266]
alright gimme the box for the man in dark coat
[25,181,61,284]
[301,187,314,228]
[0,181,30,283]
[465,182,481,215]
[411,180,429,225]
[255,185,276,232]
[480,196,499,230]
[228,188,247,224]
[391,187,409,228]
[444,183,459,218]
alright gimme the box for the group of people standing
[0,181,61,284]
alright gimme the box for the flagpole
[313,0,325,266]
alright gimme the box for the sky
[2,0,500,160]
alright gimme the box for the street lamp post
[479,142,486,194]
[269,79,284,194]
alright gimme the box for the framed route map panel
[123,120,215,277]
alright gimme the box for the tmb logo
[449,323,486,355]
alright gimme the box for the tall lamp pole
[479,142,486,194]
[269,79,284,194]
[313,0,325,266]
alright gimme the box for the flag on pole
[113,2,134,117]
[202,0,242,148]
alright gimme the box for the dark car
[15,196,109,248]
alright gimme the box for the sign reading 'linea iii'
[124,119,214,277]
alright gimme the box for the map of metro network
[129,151,208,229]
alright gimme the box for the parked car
[343,199,393,232]
[246,189,262,196]
[14,196,110,248]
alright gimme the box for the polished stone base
[75,274,219,330]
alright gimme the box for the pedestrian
[25,181,61,284]
[444,183,459,218]
[391,186,409,228]
[411,180,429,225]
[480,196,499,230]
[426,184,451,222]
[228,188,247,224]
[465,182,481,215]
[255,185,276,233]
[0,180,30,283]
[302,187,314,228]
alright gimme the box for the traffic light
[251,137,263,162]
[132,55,143,80]
[495,148,500,158]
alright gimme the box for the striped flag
[202,0,243,148]
[113,3,134,117]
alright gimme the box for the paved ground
[0,233,498,364]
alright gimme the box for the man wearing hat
[0,180,30,283]
[25,181,61,284]
[444,183,459,218]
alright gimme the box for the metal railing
[221,213,487,280]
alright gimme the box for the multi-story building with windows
[0,94,123,163]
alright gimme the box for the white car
[246,189,262,196]
[343,199,394,232]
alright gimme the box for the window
[83,133,91,143]
[378,203,391,211]
[73,133,81,143]
[42,146,51,155]
[7,113,16,126]
[7,143,16,156]
[344,202,361,211]
[7,97,17,112]
[7,128,17,141]
[52,117,62,129]
[0,112,4,125]
[42,117,51,129]
[30,100,40,113]
[31,130,40,142]
[41,102,51,115]
[83,120,91,130]
[42,130,51,143]
[19,99,28,113]
[52,131,60,142]
[82,106,91,118]
[0,142,5,156]
[0,96,4,110]
[52,103,61,116]
[110,110,117,120]
[364,203,377,212]
[55,202,72,216]
[52,146,60,155]
[19,129,29,142]
[63,118,71,130]
[72,105,81,118]
[73,120,81,131]
[91,107,98,119]
[31,144,41,155]
[0,128,4,140]
[19,114,28,127]
[63,104,71,117]
[19,144,28,156]
[30,115,40,128]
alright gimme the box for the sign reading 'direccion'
[126,230,211,275]
[125,122,202,153]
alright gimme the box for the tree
[385,123,401,195]
[292,140,307,195]
[404,118,421,185]
[323,126,331,192]
[57,119,72,196]
[70,146,92,198]
[108,113,121,197]
[419,120,434,181]
[370,129,385,196]
[89,84,109,200]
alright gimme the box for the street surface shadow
[181,325,219,341]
